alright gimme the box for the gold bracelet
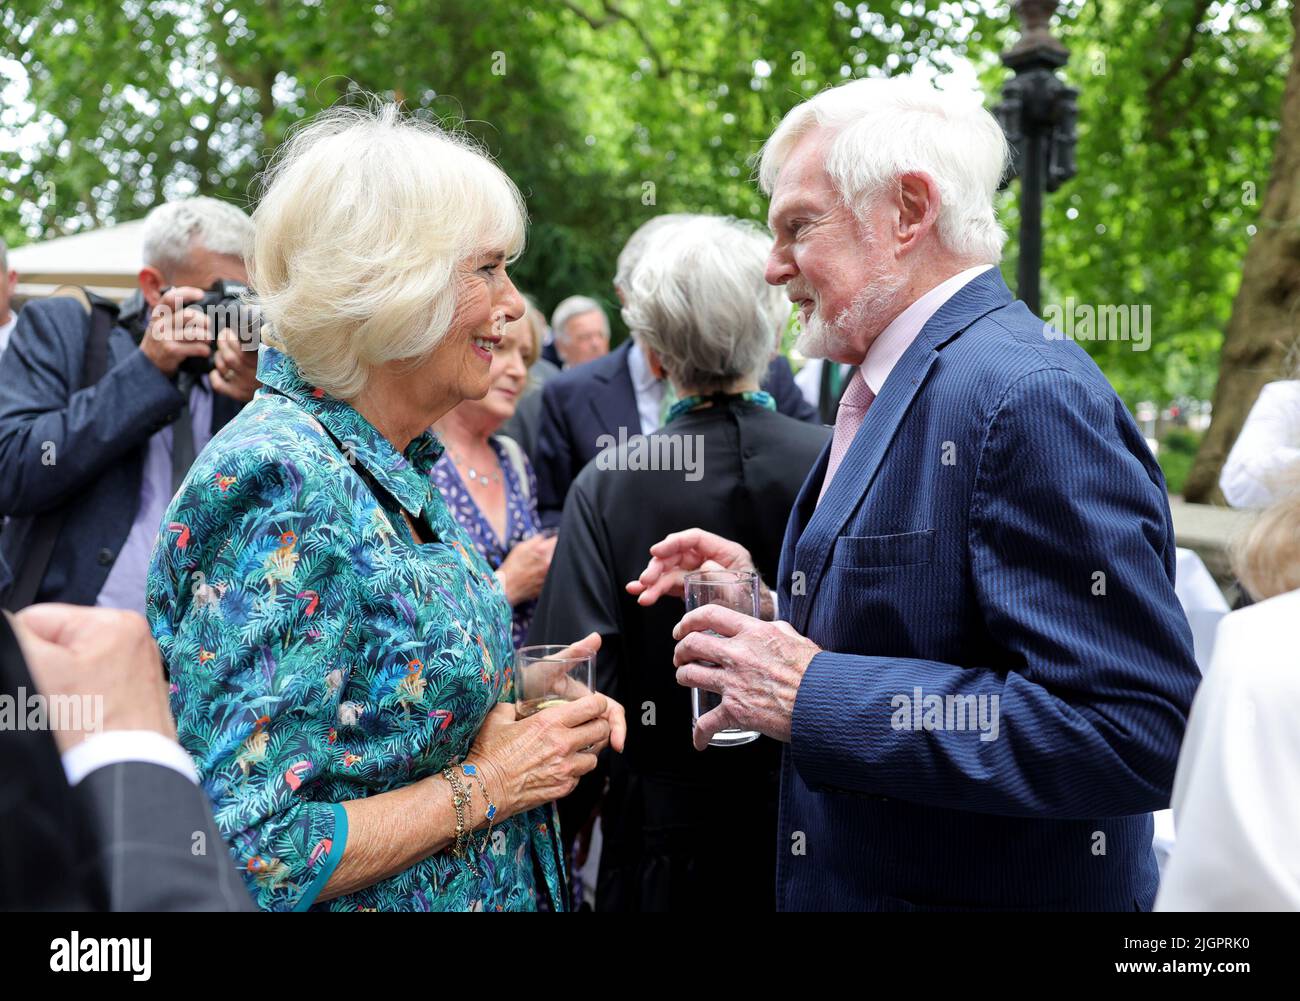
[442,766,481,876]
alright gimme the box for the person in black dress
[528,215,829,911]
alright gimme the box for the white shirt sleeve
[61,730,200,787]
[1218,380,1300,509]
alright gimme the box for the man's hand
[9,605,175,753]
[210,327,261,402]
[626,528,775,620]
[672,603,820,750]
[139,287,213,377]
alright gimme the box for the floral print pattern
[146,345,567,912]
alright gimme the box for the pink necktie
[817,368,874,506]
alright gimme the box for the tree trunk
[1184,1,1300,503]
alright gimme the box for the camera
[170,280,262,378]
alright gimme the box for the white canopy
[8,219,146,303]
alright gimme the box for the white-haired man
[550,295,611,369]
[0,196,259,612]
[631,74,1200,911]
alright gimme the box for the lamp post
[993,0,1078,316]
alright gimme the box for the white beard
[795,264,908,361]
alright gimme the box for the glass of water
[683,569,760,748]
[515,644,595,718]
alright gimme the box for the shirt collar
[256,345,443,518]
[860,264,993,395]
[626,337,662,394]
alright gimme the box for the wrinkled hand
[210,327,260,402]
[672,604,820,750]
[9,605,175,753]
[466,633,625,820]
[626,528,774,619]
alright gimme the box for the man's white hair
[758,75,1010,263]
[614,213,697,293]
[550,295,608,342]
[621,215,785,394]
[250,103,526,400]
[141,196,255,273]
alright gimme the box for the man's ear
[137,266,167,308]
[895,172,941,256]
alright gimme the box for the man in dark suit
[535,341,817,526]
[2,603,253,910]
[631,75,1200,911]
[0,197,258,612]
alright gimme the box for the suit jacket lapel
[589,341,640,441]
[787,268,1014,634]
[777,437,829,620]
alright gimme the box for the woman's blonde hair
[251,102,526,399]
[1232,467,1300,600]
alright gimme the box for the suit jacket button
[97,548,114,566]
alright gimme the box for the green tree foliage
[1037,0,1291,406]
[0,0,1289,407]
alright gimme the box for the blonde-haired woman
[147,105,625,912]
[1156,492,1300,910]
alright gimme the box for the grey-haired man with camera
[0,197,259,614]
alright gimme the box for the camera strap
[170,385,198,496]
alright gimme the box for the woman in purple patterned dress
[432,301,555,649]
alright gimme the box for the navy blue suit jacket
[775,269,1199,911]
[0,296,243,605]
[535,341,818,525]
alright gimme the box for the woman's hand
[465,632,626,821]
[465,695,604,821]
[496,532,557,605]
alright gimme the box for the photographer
[0,197,258,613]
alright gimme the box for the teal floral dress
[146,345,567,911]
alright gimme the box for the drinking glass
[683,569,760,748]
[515,644,595,718]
